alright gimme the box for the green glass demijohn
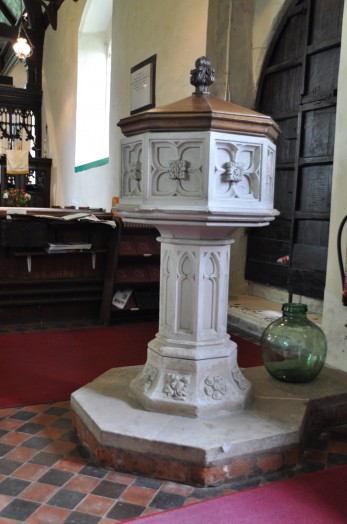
[260,303,327,383]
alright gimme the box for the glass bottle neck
[282,303,308,319]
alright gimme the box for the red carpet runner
[127,465,347,524]
[0,323,261,408]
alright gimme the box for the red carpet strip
[128,465,347,524]
[0,323,261,408]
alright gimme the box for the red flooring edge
[125,465,347,524]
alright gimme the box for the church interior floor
[0,321,346,522]
[0,389,346,522]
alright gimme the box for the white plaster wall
[42,0,208,210]
[322,6,347,372]
[42,0,87,207]
[112,0,209,195]
[11,62,27,89]
[113,0,208,114]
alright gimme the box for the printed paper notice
[130,63,151,113]
[112,289,133,309]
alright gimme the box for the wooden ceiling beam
[0,22,17,42]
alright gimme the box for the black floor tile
[63,511,101,524]
[0,458,21,475]
[79,464,109,478]
[0,442,14,456]
[29,450,61,466]
[48,488,86,509]
[21,435,53,449]
[92,479,127,498]
[149,491,186,510]
[9,410,36,421]
[0,476,30,496]
[38,468,74,486]
[0,498,40,521]
[52,418,73,429]
[44,406,70,416]
[107,501,145,520]
[16,421,45,434]
[134,476,163,489]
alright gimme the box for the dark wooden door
[246,0,343,299]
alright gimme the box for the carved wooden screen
[0,85,41,155]
[245,0,343,299]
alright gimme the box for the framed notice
[130,54,156,115]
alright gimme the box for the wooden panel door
[246,0,344,299]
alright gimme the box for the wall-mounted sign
[130,54,156,115]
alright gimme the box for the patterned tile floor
[0,401,346,523]
[1,321,347,522]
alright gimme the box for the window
[75,0,112,173]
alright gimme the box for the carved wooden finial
[190,57,215,94]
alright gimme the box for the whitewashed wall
[112,0,209,196]
[42,0,208,210]
[322,5,347,371]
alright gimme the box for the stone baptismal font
[116,56,279,417]
[71,59,347,486]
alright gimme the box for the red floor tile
[20,483,60,503]
[64,474,101,493]
[11,463,48,481]
[26,504,71,523]
[76,493,115,516]
[120,485,157,506]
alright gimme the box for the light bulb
[13,37,32,59]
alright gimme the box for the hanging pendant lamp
[13,12,33,60]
